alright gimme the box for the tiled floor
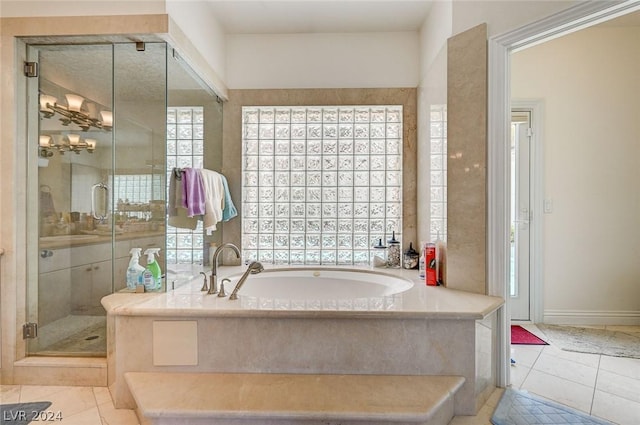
[0,385,139,425]
[450,324,640,425]
[1,324,638,425]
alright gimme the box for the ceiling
[205,0,435,34]
[33,4,639,105]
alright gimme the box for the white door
[510,110,532,321]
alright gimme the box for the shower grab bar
[91,183,109,221]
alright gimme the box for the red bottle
[425,243,437,286]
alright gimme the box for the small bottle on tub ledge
[386,231,401,268]
[372,238,388,267]
[425,242,437,286]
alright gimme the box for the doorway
[489,0,640,388]
[510,109,532,322]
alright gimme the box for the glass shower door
[27,42,167,357]
[28,44,115,356]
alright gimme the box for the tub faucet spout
[229,261,264,300]
[209,243,241,295]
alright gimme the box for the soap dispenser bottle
[142,248,162,291]
[126,248,145,290]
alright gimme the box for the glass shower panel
[112,43,167,292]
[165,50,223,270]
[30,44,114,356]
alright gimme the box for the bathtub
[224,267,413,310]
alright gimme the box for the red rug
[511,325,548,345]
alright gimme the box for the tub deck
[104,265,503,320]
[102,265,503,423]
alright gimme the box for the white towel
[199,169,225,234]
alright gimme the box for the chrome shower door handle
[91,183,109,221]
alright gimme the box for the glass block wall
[430,104,447,242]
[165,107,205,264]
[241,106,403,265]
[113,175,163,218]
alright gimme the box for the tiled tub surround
[102,266,503,421]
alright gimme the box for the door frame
[487,0,640,387]
[511,101,544,324]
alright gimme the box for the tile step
[125,372,465,425]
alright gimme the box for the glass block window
[429,104,447,242]
[112,174,163,223]
[165,107,205,265]
[242,106,403,265]
[113,175,163,207]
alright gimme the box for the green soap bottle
[143,248,162,291]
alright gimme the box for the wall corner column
[446,23,488,295]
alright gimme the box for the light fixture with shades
[85,139,97,151]
[39,135,54,157]
[39,95,57,117]
[39,133,98,156]
[39,92,113,131]
[66,133,81,147]
[65,93,84,112]
[99,111,113,129]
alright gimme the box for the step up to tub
[125,372,465,425]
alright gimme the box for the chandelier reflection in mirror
[39,92,113,131]
[39,133,97,156]
[39,92,111,156]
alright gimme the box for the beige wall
[165,0,226,86]
[0,1,166,17]
[512,25,640,323]
[452,0,579,36]
[226,32,420,89]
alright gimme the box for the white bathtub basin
[227,268,413,301]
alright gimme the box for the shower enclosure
[26,41,221,357]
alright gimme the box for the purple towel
[181,168,206,217]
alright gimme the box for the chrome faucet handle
[218,278,230,297]
[199,272,208,292]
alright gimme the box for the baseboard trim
[543,310,640,326]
